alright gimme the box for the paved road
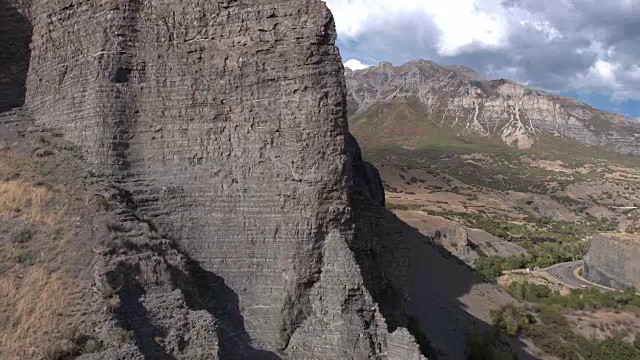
[545,260,615,292]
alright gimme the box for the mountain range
[346,60,640,155]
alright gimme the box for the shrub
[474,257,505,283]
[474,255,529,283]
[105,221,124,233]
[10,226,33,243]
[105,294,121,311]
[468,330,518,360]
[120,237,138,250]
[80,338,104,354]
[581,336,639,360]
[16,252,37,266]
[115,328,134,343]
[491,305,530,336]
[508,281,554,302]
[92,194,111,211]
[502,282,640,359]
[35,148,54,158]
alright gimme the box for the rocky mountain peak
[346,59,640,153]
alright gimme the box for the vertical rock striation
[4,0,425,358]
[584,234,640,290]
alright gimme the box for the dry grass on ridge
[0,268,74,360]
[0,146,90,360]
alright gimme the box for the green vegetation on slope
[490,282,640,360]
[467,329,518,360]
[352,111,640,194]
[467,213,615,281]
[351,102,640,360]
[387,202,619,280]
[425,211,617,242]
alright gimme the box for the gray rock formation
[2,1,552,359]
[584,233,640,290]
[346,60,640,154]
[1,0,426,358]
[431,224,529,266]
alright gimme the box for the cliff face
[346,60,640,154]
[2,0,426,358]
[0,1,544,359]
[584,234,640,290]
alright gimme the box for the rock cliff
[584,234,640,290]
[0,1,546,359]
[431,223,529,266]
[1,0,429,358]
[346,60,640,154]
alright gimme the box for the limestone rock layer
[2,0,424,358]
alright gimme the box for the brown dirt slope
[0,111,108,359]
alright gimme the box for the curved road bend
[545,260,615,292]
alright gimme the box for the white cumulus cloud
[324,0,510,56]
[324,0,640,104]
[344,59,371,70]
[573,60,621,93]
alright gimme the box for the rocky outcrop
[431,224,528,266]
[584,233,640,290]
[346,60,640,154]
[1,1,552,359]
[1,0,428,358]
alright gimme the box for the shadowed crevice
[106,263,177,360]
[0,0,32,112]
[169,259,282,360]
[347,132,546,359]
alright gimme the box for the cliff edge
[0,0,545,359]
[1,0,425,358]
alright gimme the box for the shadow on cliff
[106,255,281,360]
[170,258,282,360]
[348,134,544,360]
[104,184,281,360]
[0,0,32,112]
[107,263,179,360]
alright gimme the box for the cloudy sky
[323,0,640,118]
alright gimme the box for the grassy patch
[10,226,33,244]
[0,268,73,360]
[353,114,640,195]
[0,180,69,225]
[115,328,135,343]
[426,210,615,243]
[0,140,94,360]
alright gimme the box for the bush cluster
[493,282,640,360]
